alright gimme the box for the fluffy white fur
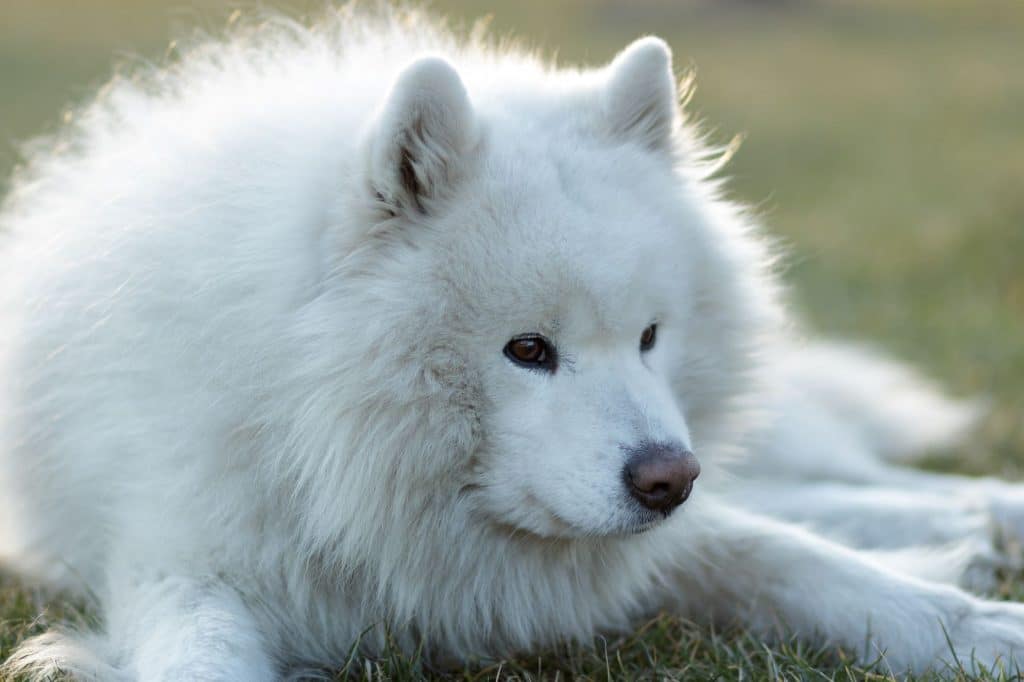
[2,6,1024,679]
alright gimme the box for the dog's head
[333,37,778,539]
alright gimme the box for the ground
[1,0,1023,679]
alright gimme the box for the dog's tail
[746,340,984,482]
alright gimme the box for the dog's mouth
[474,482,687,539]
[622,498,692,535]
[627,520,660,534]
[551,493,687,538]
[626,511,671,535]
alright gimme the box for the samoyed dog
[3,6,1024,680]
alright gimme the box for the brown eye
[640,324,657,352]
[504,335,557,372]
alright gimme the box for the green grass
[1,0,1023,679]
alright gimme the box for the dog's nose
[623,443,700,514]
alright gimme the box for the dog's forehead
[438,144,692,331]
[473,140,682,248]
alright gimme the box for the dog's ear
[603,37,678,152]
[367,56,477,216]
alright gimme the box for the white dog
[2,7,1024,680]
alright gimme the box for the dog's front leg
[666,499,1024,674]
[107,575,277,682]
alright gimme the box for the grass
[1,0,1023,679]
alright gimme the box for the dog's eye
[640,324,657,352]
[504,335,557,372]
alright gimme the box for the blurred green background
[0,0,1022,676]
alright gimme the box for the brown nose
[623,443,700,514]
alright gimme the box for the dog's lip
[626,513,665,534]
[627,501,688,534]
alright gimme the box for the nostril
[622,442,700,514]
[634,479,674,499]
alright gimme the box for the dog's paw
[866,535,1012,595]
[957,542,1014,595]
[870,595,1024,675]
[1,629,126,682]
[944,600,1024,675]
[982,484,1024,550]
[952,535,1022,595]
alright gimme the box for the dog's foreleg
[108,575,277,681]
[667,499,1024,674]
